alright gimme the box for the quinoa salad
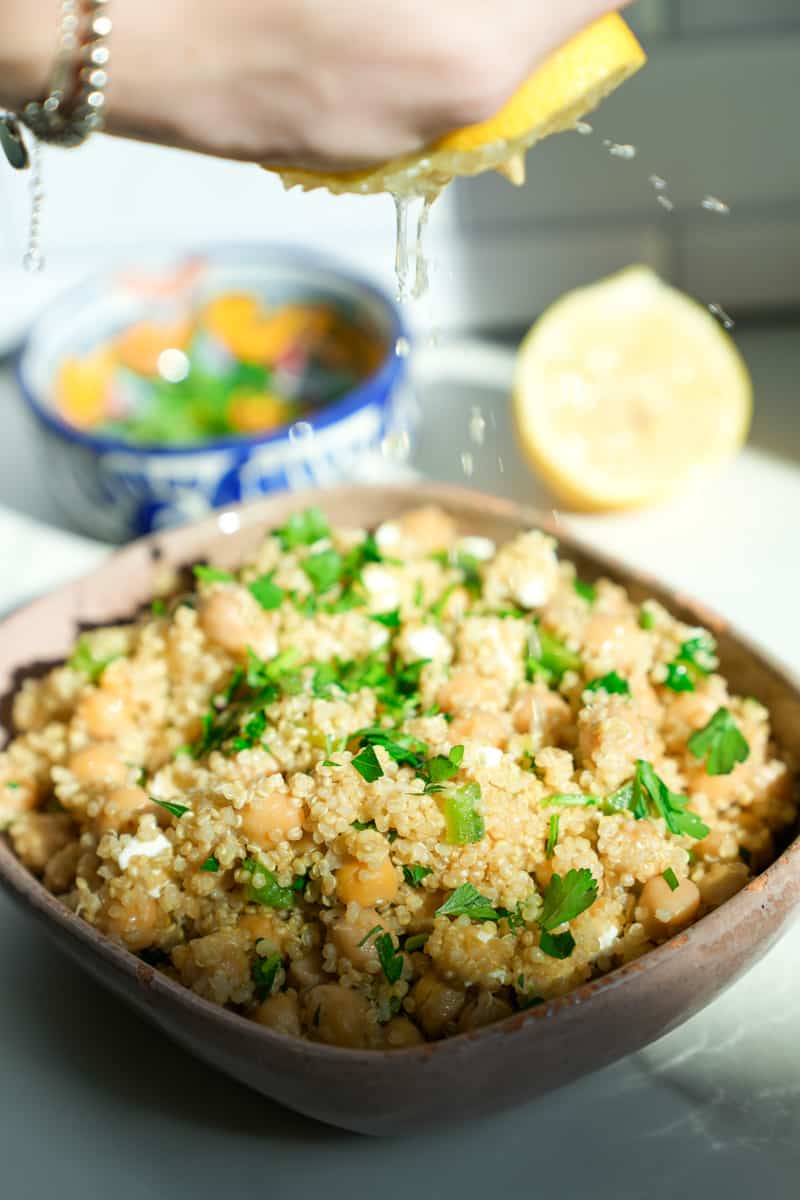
[1,505,796,1049]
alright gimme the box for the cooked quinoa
[1,504,796,1048]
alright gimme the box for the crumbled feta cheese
[598,924,618,952]
[456,536,495,562]
[375,522,401,548]
[474,745,503,768]
[118,832,171,871]
[514,577,549,609]
[404,625,449,661]
[362,564,400,610]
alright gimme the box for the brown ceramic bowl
[1,484,799,1135]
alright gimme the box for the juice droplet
[575,121,593,136]
[657,194,675,212]
[497,456,505,475]
[393,194,410,301]
[288,421,314,443]
[708,302,735,331]
[649,174,668,191]
[606,142,637,160]
[395,336,411,359]
[702,195,730,215]
[468,406,486,446]
[381,430,411,462]
[412,195,433,300]
[460,451,474,477]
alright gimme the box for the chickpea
[9,812,74,873]
[328,907,382,970]
[77,689,132,740]
[287,949,325,991]
[383,1016,424,1048]
[697,862,750,909]
[437,669,506,715]
[636,875,701,942]
[239,910,280,946]
[43,842,81,893]
[240,788,304,849]
[199,587,271,658]
[405,887,445,934]
[511,684,571,742]
[94,786,155,837]
[411,972,466,1039]
[103,892,160,950]
[336,857,399,907]
[457,990,513,1033]
[448,711,510,748]
[395,506,456,554]
[68,744,128,786]
[252,992,302,1037]
[303,983,373,1049]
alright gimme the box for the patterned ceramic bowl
[17,246,411,542]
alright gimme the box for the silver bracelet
[22,0,112,149]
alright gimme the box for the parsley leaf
[585,671,630,696]
[276,507,330,550]
[151,599,167,616]
[243,859,298,909]
[634,759,710,839]
[68,635,120,684]
[303,548,343,594]
[543,793,598,808]
[154,798,189,818]
[436,883,500,921]
[421,744,464,791]
[200,855,219,872]
[545,813,559,858]
[539,930,576,959]
[662,867,679,892]
[351,744,383,783]
[443,781,485,844]
[601,781,636,815]
[352,725,427,770]
[248,573,284,611]
[573,578,597,605]
[252,952,283,1000]
[526,625,582,683]
[539,868,598,930]
[375,932,405,984]
[402,864,433,887]
[639,606,656,631]
[664,633,718,693]
[193,565,235,584]
[688,707,750,776]
[370,609,401,629]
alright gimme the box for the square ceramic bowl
[1,484,798,1134]
[16,247,411,542]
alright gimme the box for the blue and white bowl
[17,246,412,542]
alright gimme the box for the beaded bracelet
[0,0,112,170]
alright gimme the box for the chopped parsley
[153,797,189,818]
[543,792,599,808]
[545,813,560,858]
[252,952,283,1000]
[601,781,636,815]
[526,625,582,684]
[375,932,405,984]
[443,782,485,844]
[193,565,235,584]
[539,868,599,931]
[351,744,383,783]
[357,923,383,948]
[688,707,750,776]
[6,780,20,790]
[351,725,427,770]
[276,507,330,550]
[371,609,401,629]
[420,744,464,792]
[663,633,718,694]
[68,635,120,683]
[243,859,298,909]
[351,819,377,832]
[200,855,219,872]
[303,548,344,594]
[639,606,656,631]
[436,883,500,921]
[573,578,597,605]
[585,671,630,696]
[662,867,680,892]
[431,548,483,597]
[632,760,709,840]
[402,864,433,888]
[151,599,167,616]
[248,573,284,611]
[539,930,576,959]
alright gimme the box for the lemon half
[268,13,646,197]
[513,266,752,512]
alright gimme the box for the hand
[2,0,629,168]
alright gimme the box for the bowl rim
[1,481,798,1066]
[15,243,409,458]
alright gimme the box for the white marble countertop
[1,327,799,1197]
